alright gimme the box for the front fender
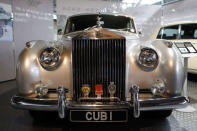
[16,40,73,99]
[125,40,184,99]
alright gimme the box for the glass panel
[65,14,135,34]
[194,30,197,38]
[122,0,163,5]
[160,25,178,40]
[181,24,197,39]
[163,0,182,4]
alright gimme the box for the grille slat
[72,38,126,101]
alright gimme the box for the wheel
[141,110,173,119]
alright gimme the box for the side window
[194,30,197,38]
[162,25,178,40]
[181,24,197,39]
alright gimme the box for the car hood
[63,27,139,40]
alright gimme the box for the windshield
[64,14,136,34]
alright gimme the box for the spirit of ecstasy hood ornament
[96,15,104,27]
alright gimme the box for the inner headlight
[39,47,61,70]
[138,47,159,71]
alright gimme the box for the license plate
[70,110,128,122]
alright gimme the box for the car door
[156,23,197,74]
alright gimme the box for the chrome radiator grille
[72,39,126,100]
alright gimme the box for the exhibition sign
[0,3,13,42]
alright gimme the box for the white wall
[162,0,197,25]
[0,0,54,82]
[13,0,54,63]
[0,0,15,82]
[130,5,162,40]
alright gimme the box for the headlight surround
[39,47,61,70]
[138,47,159,71]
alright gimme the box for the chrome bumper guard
[11,87,189,119]
[130,85,140,118]
[57,87,66,118]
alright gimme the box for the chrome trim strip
[78,97,121,102]
[57,87,66,118]
[11,95,189,111]
[177,24,181,39]
[139,96,189,111]
[11,95,58,111]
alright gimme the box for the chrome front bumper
[11,94,189,119]
[11,95,188,110]
[11,86,189,119]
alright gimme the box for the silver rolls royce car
[11,13,189,122]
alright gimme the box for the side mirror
[58,29,63,35]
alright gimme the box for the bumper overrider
[11,86,189,121]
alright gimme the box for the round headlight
[39,47,61,70]
[138,47,159,71]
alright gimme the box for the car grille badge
[95,84,103,98]
[81,84,91,98]
[108,82,116,98]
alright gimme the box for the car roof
[161,20,197,28]
[67,13,134,20]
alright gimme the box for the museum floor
[0,79,197,131]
